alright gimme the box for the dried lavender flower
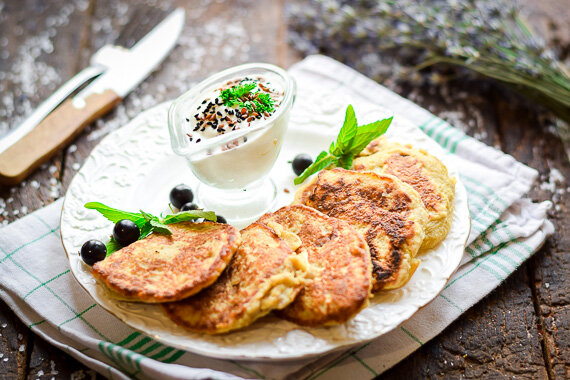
[287,0,570,125]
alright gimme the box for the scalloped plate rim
[60,101,471,361]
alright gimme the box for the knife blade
[0,6,174,156]
[0,46,125,155]
[0,8,185,186]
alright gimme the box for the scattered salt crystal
[20,206,28,215]
[0,353,3,358]
[17,333,23,340]
[72,163,80,171]
[438,111,469,132]
[18,344,25,352]
[13,209,19,215]
[68,144,77,153]
[48,165,57,174]
[50,360,59,375]
[539,168,565,193]
[31,180,40,189]
[545,282,550,289]
[550,168,565,183]
[2,357,7,362]
[1,323,7,328]
[38,370,44,376]
[7,197,13,203]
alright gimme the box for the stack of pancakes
[92,137,455,334]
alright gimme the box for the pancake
[92,221,240,303]
[162,223,309,334]
[299,168,428,291]
[353,137,455,251]
[257,205,371,327]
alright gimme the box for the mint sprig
[220,82,275,114]
[294,105,393,185]
[85,202,217,255]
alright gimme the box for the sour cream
[168,64,295,191]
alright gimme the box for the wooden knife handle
[0,89,122,186]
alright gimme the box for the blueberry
[80,240,107,265]
[180,202,199,212]
[215,215,227,224]
[170,184,194,209]
[292,154,313,176]
[113,219,140,246]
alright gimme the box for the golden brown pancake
[257,205,371,327]
[92,222,240,303]
[298,168,428,291]
[353,137,455,251]
[162,223,309,334]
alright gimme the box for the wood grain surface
[0,0,568,379]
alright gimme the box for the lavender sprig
[287,0,570,124]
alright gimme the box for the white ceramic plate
[61,95,470,361]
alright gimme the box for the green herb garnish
[84,202,217,255]
[220,81,275,114]
[294,105,393,185]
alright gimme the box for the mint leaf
[84,202,146,228]
[294,151,336,185]
[162,210,217,224]
[348,117,393,156]
[331,105,357,155]
[293,105,393,185]
[139,210,155,222]
[338,153,354,169]
[105,238,123,256]
[139,222,154,239]
[150,219,172,235]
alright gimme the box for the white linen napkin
[0,55,554,380]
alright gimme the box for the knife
[0,8,185,186]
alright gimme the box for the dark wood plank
[0,0,94,378]
[487,72,570,379]
[27,334,99,380]
[490,80,570,379]
[0,304,30,380]
[382,268,547,379]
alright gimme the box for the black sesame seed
[216,111,222,116]
[201,100,207,104]
[196,138,201,143]
[185,118,190,122]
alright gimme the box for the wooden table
[0,1,568,378]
